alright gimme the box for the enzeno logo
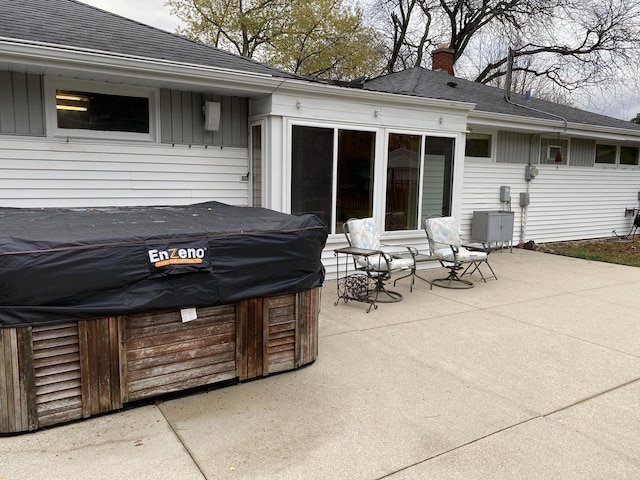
[148,246,207,268]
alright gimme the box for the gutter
[0,38,282,93]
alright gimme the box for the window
[290,126,453,234]
[422,136,454,218]
[540,137,569,165]
[56,90,149,133]
[45,78,157,141]
[291,126,334,229]
[291,126,375,233]
[251,124,263,207]
[595,144,617,164]
[620,146,639,166]
[465,133,492,158]
[386,134,421,230]
[383,133,454,230]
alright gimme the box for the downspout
[503,48,568,245]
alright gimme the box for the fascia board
[469,110,640,141]
[0,38,281,94]
[278,80,476,113]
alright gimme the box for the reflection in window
[386,134,421,231]
[56,89,150,133]
[290,127,455,235]
[465,133,491,158]
[540,138,568,165]
[595,144,616,164]
[291,126,334,228]
[336,130,375,233]
[251,125,262,207]
[422,137,454,218]
[620,146,639,166]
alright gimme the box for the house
[363,54,640,247]
[2,0,640,277]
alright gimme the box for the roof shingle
[364,67,640,132]
[0,0,298,79]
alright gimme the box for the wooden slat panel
[37,407,84,428]
[32,323,83,427]
[126,332,234,362]
[264,294,296,375]
[32,324,79,342]
[125,323,234,350]
[35,370,82,388]
[125,305,235,331]
[126,315,235,341]
[129,351,235,383]
[237,298,264,381]
[122,306,237,402]
[0,329,12,432]
[33,343,80,360]
[127,368,236,401]
[297,287,320,367]
[79,318,122,417]
[34,352,81,369]
[127,341,235,371]
[16,328,37,431]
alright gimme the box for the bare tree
[369,0,640,100]
[369,0,434,73]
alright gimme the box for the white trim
[43,77,159,142]
[469,110,640,141]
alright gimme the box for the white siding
[0,137,249,207]
[462,159,640,244]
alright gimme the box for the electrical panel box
[525,164,539,181]
[500,186,511,202]
[472,210,515,246]
[519,192,530,206]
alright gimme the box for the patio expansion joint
[488,303,640,361]
[375,416,542,480]
[157,405,207,480]
[542,376,640,419]
[377,377,640,480]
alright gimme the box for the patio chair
[423,216,489,289]
[343,217,416,302]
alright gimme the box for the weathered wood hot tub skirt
[0,203,327,434]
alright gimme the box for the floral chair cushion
[346,218,414,272]
[426,216,487,263]
[347,218,381,251]
[425,216,461,249]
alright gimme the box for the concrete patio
[2,249,640,479]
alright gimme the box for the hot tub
[0,202,327,433]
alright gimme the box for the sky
[78,0,639,121]
[79,0,183,33]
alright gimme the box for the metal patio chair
[343,217,416,302]
[423,216,490,289]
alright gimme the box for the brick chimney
[431,44,455,75]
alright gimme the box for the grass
[537,236,640,267]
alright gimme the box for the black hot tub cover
[0,202,327,326]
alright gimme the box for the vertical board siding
[79,317,122,417]
[570,138,596,167]
[296,287,320,367]
[496,131,531,164]
[462,159,640,243]
[160,89,248,147]
[0,138,250,207]
[0,71,44,136]
[237,298,264,380]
